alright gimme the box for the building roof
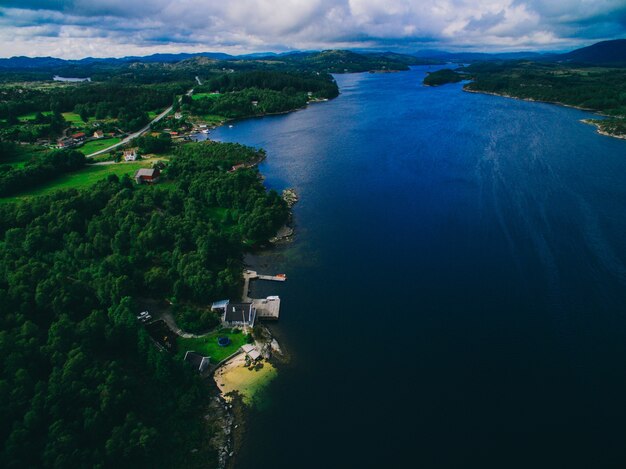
[241,344,261,361]
[72,132,86,138]
[241,344,255,353]
[224,303,255,324]
[184,351,210,371]
[211,299,230,310]
[134,168,158,178]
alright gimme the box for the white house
[124,149,138,161]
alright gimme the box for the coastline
[191,97,331,133]
[462,87,626,140]
[211,324,287,469]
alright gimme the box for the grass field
[192,92,220,101]
[148,111,159,119]
[0,161,149,204]
[78,137,121,155]
[177,330,249,363]
[62,112,94,124]
[18,111,53,122]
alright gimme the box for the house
[124,149,138,161]
[223,303,256,327]
[71,132,86,141]
[57,138,72,148]
[134,168,161,184]
[184,351,210,372]
[241,344,262,362]
[93,130,104,138]
[174,112,183,119]
[251,100,259,107]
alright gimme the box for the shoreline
[191,97,331,133]
[580,119,626,140]
[211,323,286,469]
[462,87,626,140]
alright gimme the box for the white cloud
[0,0,624,58]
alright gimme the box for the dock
[242,270,285,320]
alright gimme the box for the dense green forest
[197,70,338,98]
[0,142,288,467]
[186,87,307,119]
[184,71,338,119]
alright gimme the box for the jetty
[242,270,285,320]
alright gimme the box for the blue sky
[0,0,625,58]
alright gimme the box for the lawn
[177,330,249,363]
[0,161,149,204]
[192,92,220,101]
[78,137,121,155]
[148,111,159,119]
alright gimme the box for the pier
[242,270,285,319]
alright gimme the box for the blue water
[210,66,626,468]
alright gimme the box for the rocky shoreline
[211,323,287,469]
[270,188,298,244]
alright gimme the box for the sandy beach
[214,354,278,405]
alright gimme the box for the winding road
[86,87,194,158]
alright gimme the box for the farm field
[0,161,149,203]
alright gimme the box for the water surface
[210,66,626,468]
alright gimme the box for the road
[86,87,194,158]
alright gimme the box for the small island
[423,68,464,86]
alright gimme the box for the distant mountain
[552,39,626,66]
[0,52,233,69]
[255,49,437,72]
[412,50,542,62]
[0,56,69,69]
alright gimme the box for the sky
[0,0,625,59]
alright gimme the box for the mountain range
[0,39,624,70]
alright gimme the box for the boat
[229,125,234,128]
[201,129,209,134]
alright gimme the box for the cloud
[0,0,624,58]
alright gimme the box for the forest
[185,71,338,119]
[0,142,288,467]
[197,70,339,98]
[463,62,626,116]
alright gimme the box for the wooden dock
[241,270,285,320]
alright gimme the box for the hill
[554,39,626,66]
